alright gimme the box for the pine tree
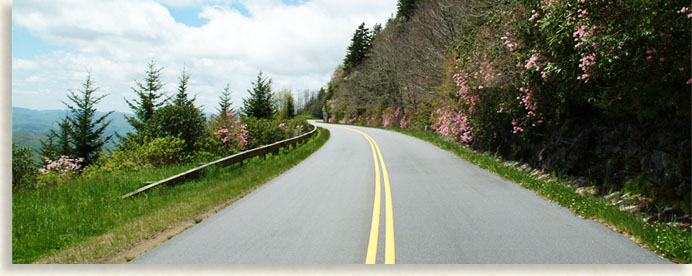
[126,60,166,134]
[396,0,417,21]
[39,117,73,160]
[343,23,373,74]
[217,82,234,117]
[242,72,276,119]
[64,72,113,166]
[173,66,195,107]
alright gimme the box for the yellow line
[337,126,395,264]
[363,132,381,264]
[373,136,395,264]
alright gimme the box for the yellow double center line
[339,126,395,264]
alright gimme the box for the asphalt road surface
[132,121,669,264]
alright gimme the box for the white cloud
[12,0,396,113]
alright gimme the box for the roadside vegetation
[12,58,329,263]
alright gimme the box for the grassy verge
[12,127,330,264]
[393,128,690,263]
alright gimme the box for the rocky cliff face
[498,119,690,214]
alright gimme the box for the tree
[217,82,234,117]
[396,0,417,21]
[63,72,113,166]
[276,89,295,119]
[39,116,73,160]
[173,66,196,107]
[242,71,275,119]
[343,23,373,74]
[126,60,166,134]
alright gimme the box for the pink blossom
[687,78,692,85]
[525,53,541,71]
[659,57,665,62]
[279,123,286,127]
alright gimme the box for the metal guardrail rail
[122,125,318,199]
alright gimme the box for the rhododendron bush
[438,0,690,146]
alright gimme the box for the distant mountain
[12,107,135,159]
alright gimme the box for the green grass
[12,127,330,264]
[393,128,690,263]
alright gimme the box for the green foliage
[125,60,166,134]
[173,66,196,107]
[277,89,296,119]
[12,144,37,190]
[84,136,190,175]
[217,82,234,117]
[142,104,206,154]
[396,0,417,21]
[63,72,113,166]
[39,117,73,161]
[343,23,373,74]
[242,72,276,119]
[242,117,310,149]
[516,0,691,123]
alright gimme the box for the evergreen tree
[173,66,195,107]
[242,72,276,119]
[217,82,234,117]
[396,0,417,21]
[126,60,166,133]
[39,116,73,160]
[343,23,373,74]
[372,23,382,37]
[64,72,113,166]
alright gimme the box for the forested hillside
[325,0,691,214]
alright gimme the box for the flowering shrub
[214,112,248,148]
[431,106,473,143]
[39,156,83,176]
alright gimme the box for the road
[132,121,669,264]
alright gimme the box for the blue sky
[11,0,397,113]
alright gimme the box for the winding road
[132,121,669,264]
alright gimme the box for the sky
[11,0,397,114]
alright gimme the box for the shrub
[12,145,38,190]
[142,104,206,154]
[84,136,190,175]
[204,111,248,157]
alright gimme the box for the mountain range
[12,107,134,160]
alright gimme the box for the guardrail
[122,125,318,199]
